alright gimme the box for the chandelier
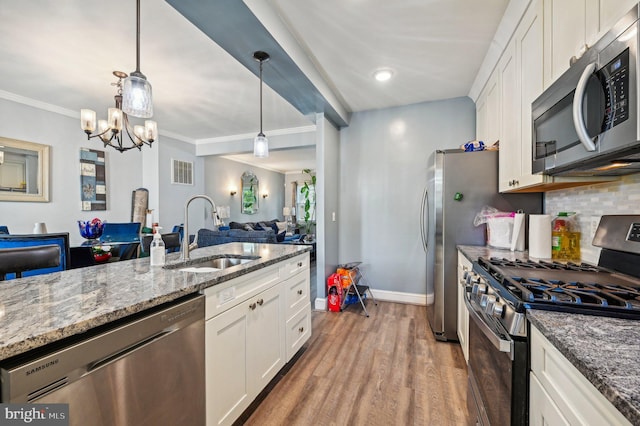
[80,71,158,152]
[253,51,270,158]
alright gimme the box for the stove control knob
[493,302,505,318]
[472,282,487,295]
[480,294,495,308]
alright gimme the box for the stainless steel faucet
[181,194,217,261]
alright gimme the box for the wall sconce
[230,187,237,196]
[262,192,269,199]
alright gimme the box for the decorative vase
[78,219,104,240]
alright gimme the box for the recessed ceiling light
[373,68,394,82]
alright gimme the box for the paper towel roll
[529,214,552,258]
[510,213,525,251]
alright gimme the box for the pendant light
[253,51,270,158]
[122,0,153,118]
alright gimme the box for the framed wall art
[80,148,106,211]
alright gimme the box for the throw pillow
[257,222,270,231]
[243,223,254,231]
[276,230,286,242]
[275,221,287,233]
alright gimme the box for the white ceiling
[0,0,509,172]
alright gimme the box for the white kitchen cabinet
[475,67,500,146]
[543,0,637,89]
[497,0,616,192]
[529,324,631,426]
[456,251,471,363]
[543,0,591,86]
[204,253,311,426]
[205,282,284,426]
[498,38,521,191]
[282,263,312,361]
[599,0,638,37]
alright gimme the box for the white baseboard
[314,298,327,311]
[313,289,428,311]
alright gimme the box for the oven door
[465,295,527,425]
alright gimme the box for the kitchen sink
[164,255,260,272]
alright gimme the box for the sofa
[195,219,288,248]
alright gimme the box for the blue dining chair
[0,226,9,234]
[99,222,141,260]
[0,233,70,279]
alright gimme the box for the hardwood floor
[244,301,470,426]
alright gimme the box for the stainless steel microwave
[532,5,640,176]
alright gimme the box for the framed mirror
[0,137,50,202]
[241,171,259,214]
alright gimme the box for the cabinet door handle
[297,289,303,295]
[256,299,264,306]
[249,302,257,310]
[298,327,304,333]
[297,261,303,267]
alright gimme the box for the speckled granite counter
[0,242,310,361]
[457,244,534,263]
[457,245,639,424]
[528,310,640,425]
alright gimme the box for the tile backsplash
[545,173,640,263]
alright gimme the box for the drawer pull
[298,327,304,333]
[297,261,303,267]
[249,302,256,310]
[256,298,264,306]
[297,289,303,295]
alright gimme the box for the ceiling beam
[165,0,350,129]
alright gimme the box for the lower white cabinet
[529,324,631,426]
[204,253,311,426]
[456,251,471,363]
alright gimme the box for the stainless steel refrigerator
[421,149,542,341]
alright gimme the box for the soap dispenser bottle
[150,228,165,266]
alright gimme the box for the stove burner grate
[506,277,640,310]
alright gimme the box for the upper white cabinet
[599,0,638,35]
[543,0,591,86]
[484,0,620,192]
[543,0,637,88]
[476,72,500,147]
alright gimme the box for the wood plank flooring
[244,301,470,426]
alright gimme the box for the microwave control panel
[600,48,630,132]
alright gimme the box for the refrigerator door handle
[420,185,429,252]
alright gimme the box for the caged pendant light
[253,51,270,158]
[121,0,153,118]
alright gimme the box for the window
[171,159,194,185]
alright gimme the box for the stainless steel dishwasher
[1,295,205,425]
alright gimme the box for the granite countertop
[458,244,639,424]
[528,310,640,425]
[0,242,310,362]
[457,244,534,263]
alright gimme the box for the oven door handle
[465,295,514,360]
[572,62,597,152]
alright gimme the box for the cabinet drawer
[285,304,311,361]
[283,271,310,320]
[280,253,309,279]
[204,264,280,320]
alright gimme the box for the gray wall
[316,114,340,299]
[0,97,205,245]
[339,97,476,296]
[203,156,285,225]
[0,98,142,246]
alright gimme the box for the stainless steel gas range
[464,215,640,425]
